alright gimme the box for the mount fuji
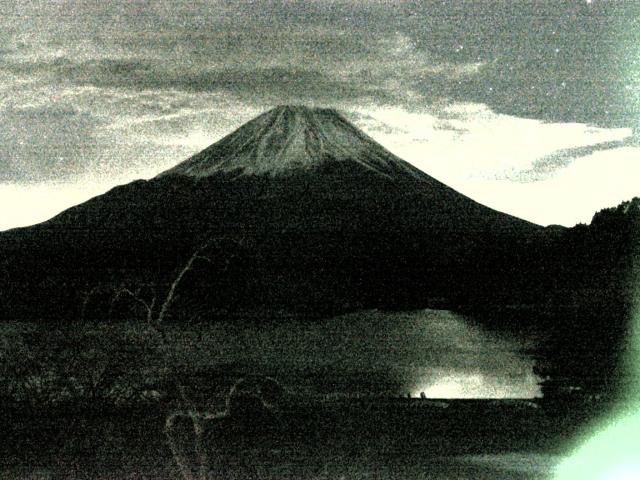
[1,105,545,321]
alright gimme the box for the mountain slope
[0,105,544,321]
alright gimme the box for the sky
[1,0,639,230]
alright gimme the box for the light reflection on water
[210,309,542,399]
[403,310,541,399]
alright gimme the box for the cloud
[69,62,383,104]
[399,1,640,127]
[2,56,393,107]
[508,135,640,183]
[0,104,101,182]
[350,103,634,183]
[3,0,637,129]
[461,143,640,227]
[0,74,267,185]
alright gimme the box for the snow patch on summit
[159,105,428,180]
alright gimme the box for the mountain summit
[160,105,426,180]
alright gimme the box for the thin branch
[156,240,212,326]
[112,285,156,322]
[192,255,212,264]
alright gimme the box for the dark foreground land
[1,398,605,480]
[0,315,619,479]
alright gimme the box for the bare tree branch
[77,234,243,473]
[156,239,212,326]
[111,285,157,323]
